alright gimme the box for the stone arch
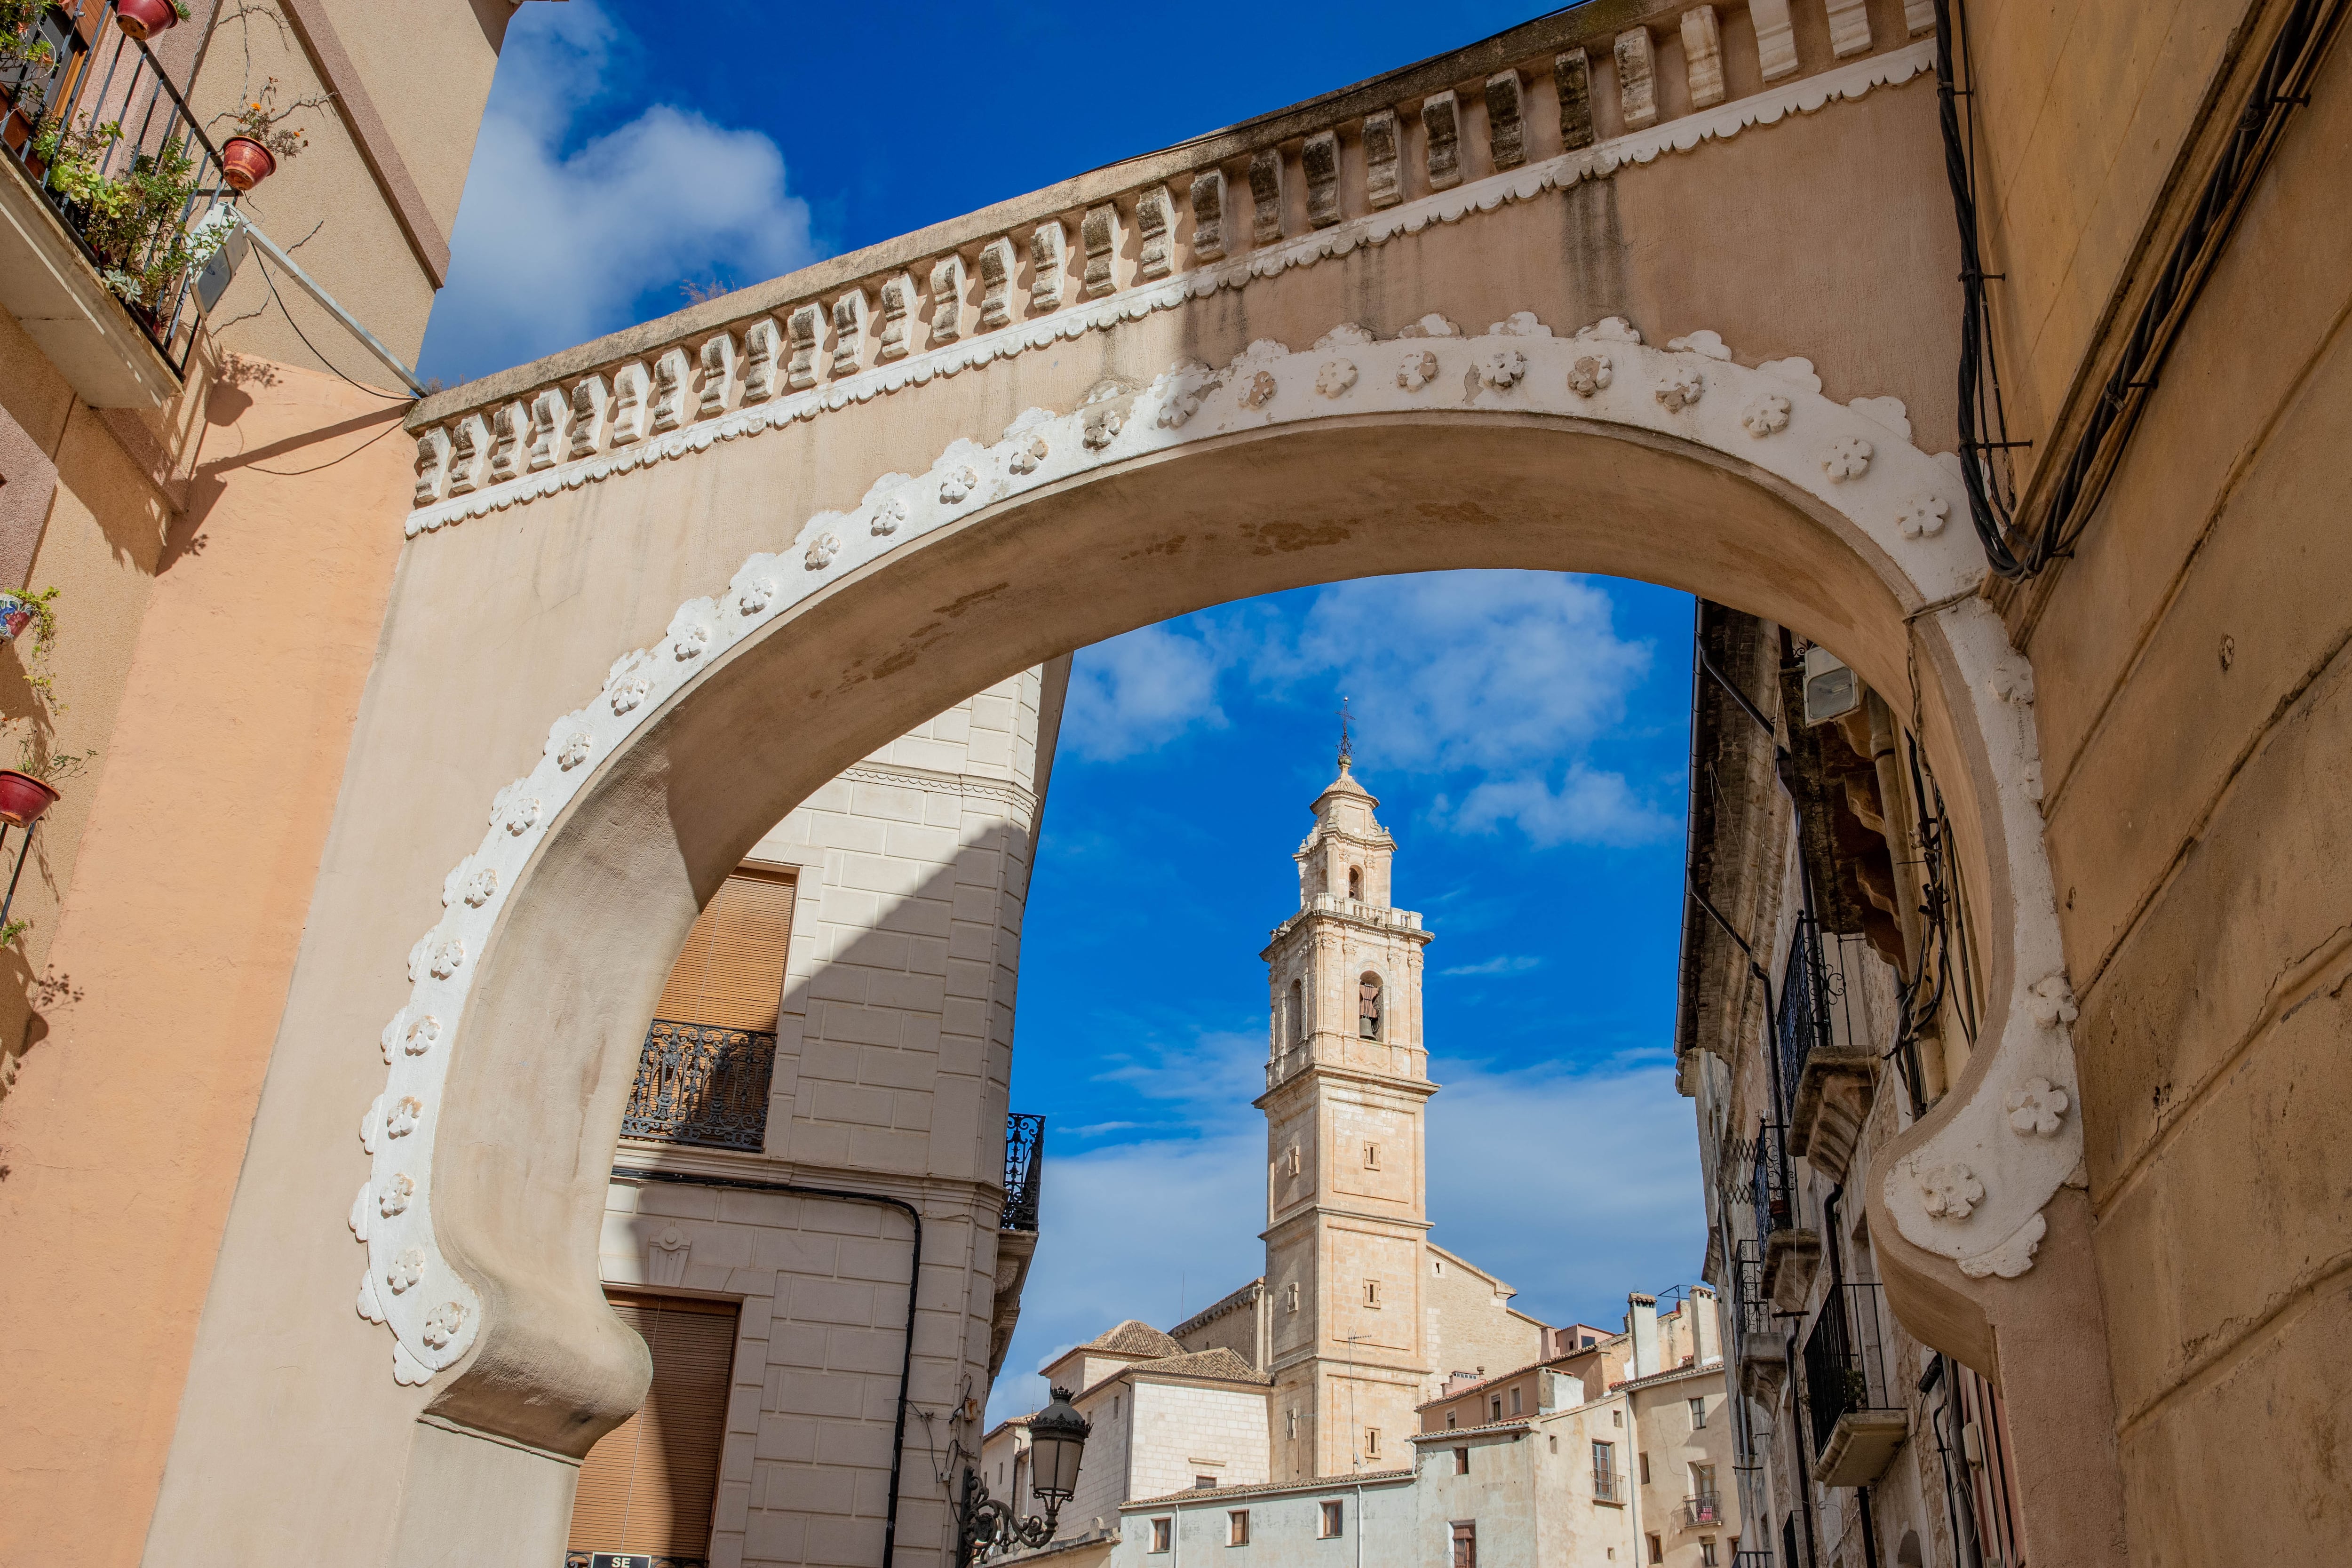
[321,314,2066,1554]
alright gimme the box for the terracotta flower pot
[113,0,182,40]
[221,136,277,192]
[0,771,60,828]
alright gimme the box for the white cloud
[1062,624,1231,761]
[1438,954,1544,977]
[419,0,817,385]
[1443,764,1679,847]
[991,1055,1704,1425]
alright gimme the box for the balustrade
[621,1019,776,1151]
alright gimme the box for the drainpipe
[615,1168,922,1568]
[1625,1393,1646,1568]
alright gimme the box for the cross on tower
[1335,696,1353,770]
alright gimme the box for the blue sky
[416,0,1707,1428]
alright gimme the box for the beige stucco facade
[0,1,2340,1566]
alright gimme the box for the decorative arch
[354,310,2076,1469]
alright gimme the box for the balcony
[1592,1468,1625,1506]
[988,1113,1045,1378]
[1749,1122,1819,1313]
[1729,1241,1787,1403]
[1803,1283,1907,1487]
[1779,916,1876,1183]
[1682,1494,1726,1530]
[621,1019,777,1151]
[0,2,232,406]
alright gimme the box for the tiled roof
[1133,1346,1270,1385]
[1085,1319,1184,1359]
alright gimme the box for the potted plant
[219,75,309,191]
[112,0,190,41]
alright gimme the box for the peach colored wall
[0,358,412,1568]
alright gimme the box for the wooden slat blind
[568,1292,740,1559]
[654,866,796,1032]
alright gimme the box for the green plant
[11,737,95,787]
[0,0,58,82]
[28,114,229,309]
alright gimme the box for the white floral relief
[1241,371,1277,409]
[404,1015,440,1055]
[672,623,711,661]
[1397,351,1439,391]
[387,1246,425,1295]
[1159,389,1204,428]
[1567,352,1612,396]
[1741,392,1792,436]
[610,675,650,715]
[873,498,908,534]
[736,579,775,615]
[940,466,979,503]
[421,1301,467,1351]
[427,939,464,979]
[492,785,541,836]
[1083,406,1124,449]
[2026,973,2078,1029]
[387,1096,422,1138]
[1657,367,1704,411]
[2003,1077,2069,1137]
[804,531,844,570]
[1479,348,1528,389]
[1822,435,1874,479]
[379,1173,414,1218]
[1897,495,1949,539]
[555,733,592,771]
[1008,437,1049,475]
[1990,653,2037,706]
[1918,1162,1984,1222]
[1317,359,1359,397]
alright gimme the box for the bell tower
[1255,739,1435,1480]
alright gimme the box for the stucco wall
[1421,1246,1547,1399]
[1128,1380,1274,1502]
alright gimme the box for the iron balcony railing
[1001,1112,1044,1232]
[1729,1241,1772,1345]
[1775,914,1836,1105]
[1591,1466,1624,1504]
[1748,1121,1795,1238]
[621,1019,777,1151]
[1682,1494,1726,1529]
[1,1,233,376]
[1802,1282,1900,1458]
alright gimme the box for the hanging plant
[218,75,311,192]
[113,0,191,40]
[27,115,231,310]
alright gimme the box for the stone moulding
[361,285,2076,1386]
[406,41,1942,533]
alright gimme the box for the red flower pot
[0,771,60,828]
[113,0,182,40]
[221,136,277,192]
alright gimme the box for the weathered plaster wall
[0,357,412,1568]
[2005,22,2352,1568]
[1420,1246,1547,1398]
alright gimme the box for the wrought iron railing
[1591,1466,1624,1504]
[621,1019,776,1151]
[1748,1121,1794,1238]
[1801,1282,1899,1458]
[1774,914,1836,1103]
[1683,1494,1726,1529]
[1728,1240,1772,1351]
[1001,1112,1044,1231]
[1,1,234,376]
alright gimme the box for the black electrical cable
[244,412,405,475]
[612,1167,922,1568]
[248,247,414,403]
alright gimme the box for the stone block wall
[1128,1380,1274,1500]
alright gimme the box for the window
[1364,1279,1382,1308]
[1319,1501,1345,1538]
[567,1293,739,1564]
[1690,1395,1708,1427]
[652,865,797,1031]
[1583,1335,1597,1348]
[1639,1452,1651,1485]
[1287,1409,1298,1441]
[1228,1511,1250,1546]
[1151,1518,1173,1553]
[1490,1396,1502,1422]
[1612,1410,1623,1429]
[1701,1540,1719,1567]
[1286,1144,1302,1178]
[1647,1533,1664,1565]
[1447,1412,1458,1429]
[1196,1475,1218,1490]
[1433,1258,1444,1275]
[1549,1435,1558,1454]
[1692,1463,1718,1502]
[1364,1140,1382,1169]
[1285,1281,1300,1313]
[1358,972,1383,1038]
[1510,1387,1523,1416]
[1593,1441,1619,1504]
[1113,1396,1120,1418]
[1451,1520,1478,1568]
[1454,1447,1470,1475]
[1348,865,1363,899]
[1289,978,1303,1043]
[1365,1427,1381,1457]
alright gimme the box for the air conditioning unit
[1801,645,1862,728]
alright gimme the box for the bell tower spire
[1255,746,1435,1481]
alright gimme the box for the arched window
[1347,865,1363,900]
[1288,978,1303,1044]
[1358,973,1383,1039]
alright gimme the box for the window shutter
[568,1292,740,1559]
[654,867,796,1031]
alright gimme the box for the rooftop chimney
[1692,1286,1721,1365]
[1628,1293,1659,1379]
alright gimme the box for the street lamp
[957,1385,1091,1565]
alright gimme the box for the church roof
[1312,761,1378,812]
[1131,1346,1271,1385]
[1084,1320,1184,1359]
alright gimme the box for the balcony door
[566,1291,740,1567]
[626,864,796,1149]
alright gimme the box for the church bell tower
[1255,735,1435,1480]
